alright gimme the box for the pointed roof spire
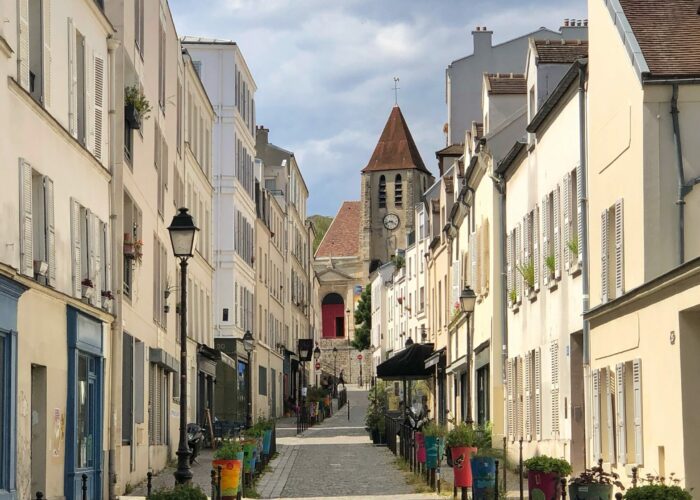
[362,106,430,174]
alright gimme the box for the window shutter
[470,231,477,289]
[576,164,584,264]
[67,18,77,136]
[19,159,33,276]
[614,199,624,297]
[606,368,616,463]
[551,341,560,436]
[102,221,111,307]
[533,207,539,291]
[481,218,489,294]
[507,358,514,441]
[542,196,549,285]
[506,233,513,299]
[43,0,52,106]
[601,209,609,303]
[44,176,56,286]
[86,46,94,153]
[516,358,523,438]
[153,236,160,324]
[534,348,542,440]
[161,243,167,328]
[615,362,627,465]
[553,187,561,279]
[149,365,156,444]
[563,173,571,270]
[18,0,30,88]
[93,55,104,161]
[139,0,145,56]
[633,359,643,465]
[70,199,82,297]
[134,340,145,424]
[524,351,531,440]
[515,223,522,302]
[90,212,101,305]
[592,370,601,461]
[162,137,169,190]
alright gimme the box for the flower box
[125,102,141,130]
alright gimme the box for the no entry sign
[315,362,321,370]
[357,354,363,360]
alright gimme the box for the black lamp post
[459,285,477,424]
[332,346,338,396]
[168,208,199,485]
[243,330,254,428]
[313,345,321,387]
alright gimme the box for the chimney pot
[584,19,589,26]
[564,18,569,26]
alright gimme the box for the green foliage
[509,288,517,304]
[148,484,207,500]
[445,422,477,447]
[213,439,242,459]
[365,381,387,433]
[624,485,691,500]
[545,254,556,274]
[309,215,333,253]
[570,459,624,488]
[422,421,447,438]
[307,386,330,402]
[124,85,152,121]
[524,455,572,477]
[351,285,371,351]
[391,254,405,270]
[517,260,535,288]
[567,236,579,257]
[474,421,493,449]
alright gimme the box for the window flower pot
[568,483,613,499]
[213,452,244,499]
[528,471,562,500]
[125,102,141,130]
[123,241,136,259]
[471,456,497,498]
[450,446,477,487]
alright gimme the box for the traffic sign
[315,362,321,370]
[357,354,363,360]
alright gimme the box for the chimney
[256,126,269,148]
[560,18,588,40]
[472,26,493,55]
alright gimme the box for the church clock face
[383,213,400,231]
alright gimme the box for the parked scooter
[187,423,205,464]
[405,402,428,431]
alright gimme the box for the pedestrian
[338,369,346,388]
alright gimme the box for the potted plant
[518,260,536,295]
[446,422,478,488]
[569,458,624,499]
[101,290,114,309]
[422,421,446,469]
[213,440,244,499]
[149,484,208,500]
[624,473,692,500]
[545,255,556,278]
[365,381,387,444]
[524,455,572,500]
[124,85,152,130]
[81,278,94,300]
[124,233,136,259]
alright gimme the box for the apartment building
[0,1,113,497]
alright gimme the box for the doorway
[476,365,490,425]
[31,365,47,496]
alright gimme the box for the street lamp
[459,285,477,425]
[313,345,321,387]
[332,346,338,396]
[243,330,255,428]
[168,208,198,485]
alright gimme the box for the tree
[351,285,372,351]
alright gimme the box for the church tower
[360,106,434,274]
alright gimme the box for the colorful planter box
[263,429,273,455]
[424,436,443,469]
[568,483,613,499]
[212,452,244,499]
[450,446,477,487]
[415,432,426,463]
[471,456,497,499]
[528,471,562,500]
[242,441,257,473]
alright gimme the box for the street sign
[315,362,321,370]
[357,354,363,360]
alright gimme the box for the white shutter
[70,199,82,297]
[19,159,33,276]
[44,176,56,286]
[614,199,624,298]
[533,207,540,291]
[470,232,477,289]
[563,173,571,271]
[523,215,530,292]
[506,233,513,300]
[515,223,522,302]
[88,211,99,306]
[592,369,601,461]
[516,358,523,437]
[67,18,77,136]
[553,187,561,279]
[615,363,627,465]
[606,368,616,463]
[551,341,560,435]
[524,351,531,440]
[93,55,105,161]
[601,209,609,303]
[542,195,549,285]
[18,0,30,89]
[43,0,52,106]
[576,164,584,264]
[86,47,94,154]
[481,218,489,294]
[507,358,514,440]
[633,359,643,465]
[153,236,160,323]
[534,348,542,440]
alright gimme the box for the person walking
[338,369,346,388]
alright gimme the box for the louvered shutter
[86,47,94,153]
[533,207,540,291]
[470,232,477,289]
[70,199,82,297]
[88,211,99,306]
[481,218,489,294]
[523,215,530,292]
[516,358,523,438]
[162,137,169,190]
[524,352,531,440]
[134,341,145,424]
[601,209,609,302]
[44,176,56,286]
[633,359,643,465]
[576,164,584,264]
[153,236,160,323]
[507,359,514,440]
[19,159,33,276]
[542,196,549,284]
[161,243,167,327]
[149,365,156,444]
[563,173,571,270]
[606,369,616,463]
[592,370,601,461]
[93,55,104,161]
[534,348,542,440]
[615,363,627,464]
[553,187,561,279]
[515,223,522,302]
[68,18,77,135]
[506,233,513,301]
[614,199,624,298]
[43,0,52,106]
[452,258,460,306]
[551,341,560,435]
[18,0,30,88]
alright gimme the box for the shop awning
[424,347,446,369]
[376,343,434,381]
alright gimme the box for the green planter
[569,483,613,499]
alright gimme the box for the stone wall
[313,338,374,387]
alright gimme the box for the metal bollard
[217,465,223,500]
[35,493,44,500]
[519,437,524,500]
[632,466,638,488]
[561,478,567,499]
[503,436,507,493]
[347,400,350,420]
[147,471,153,497]
[81,473,88,500]
[495,459,500,500]
[211,469,217,499]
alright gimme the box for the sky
[170,0,586,216]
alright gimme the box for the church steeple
[362,106,430,175]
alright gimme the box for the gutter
[491,165,508,382]
[578,64,591,366]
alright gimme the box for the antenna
[393,77,400,106]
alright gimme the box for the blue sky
[170,0,586,216]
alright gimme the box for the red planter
[415,432,426,463]
[450,446,477,487]
[528,471,562,500]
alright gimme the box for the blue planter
[263,429,273,454]
[471,456,497,499]
[424,436,444,469]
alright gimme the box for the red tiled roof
[362,106,430,174]
[435,143,464,157]
[314,201,361,258]
[485,73,527,94]
[619,0,700,78]
[533,39,588,64]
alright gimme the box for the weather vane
[393,77,400,105]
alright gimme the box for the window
[394,174,403,207]
[259,366,267,395]
[149,364,169,445]
[153,237,167,329]
[69,199,107,306]
[542,188,561,284]
[134,0,144,57]
[378,176,386,208]
[176,78,182,154]
[122,192,141,299]
[192,60,202,76]
[601,199,624,302]
[20,0,49,104]
[122,334,145,443]
[563,168,582,271]
[76,30,86,145]
[158,20,165,110]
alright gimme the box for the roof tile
[486,73,527,94]
[534,39,588,64]
[314,201,362,258]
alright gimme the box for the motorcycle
[405,401,428,431]
[187,423,205,464]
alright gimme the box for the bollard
[211,469,217,500]
[519,437,524,500]
[81,473,88,500]
[632,466,638,488]
[147,471,153,497]
[561,478,567,499]
[495,459,500,500]
[35,493,44,500]
[503,436,507,493]
[347,400,350,420]
[615,494,623,500]
[461,486,467,500]
[217,465,223,500]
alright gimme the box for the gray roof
[181,36,236,45]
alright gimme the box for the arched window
[378,175,386,208]
[395,174,403,207]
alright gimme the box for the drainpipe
[671,84,686,265]
[490,170,508,382]
[578,63,591,366]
